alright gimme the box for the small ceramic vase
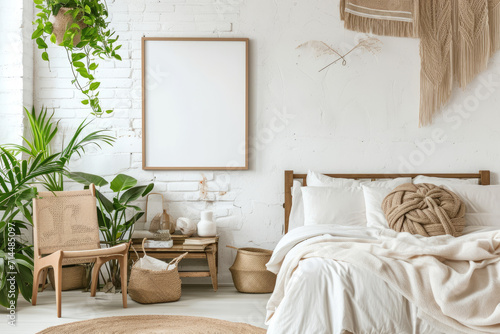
[176,217,197,237]
[197,210,216,237]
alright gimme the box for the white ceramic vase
[197,210,216,237]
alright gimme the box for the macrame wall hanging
[340,0,500,126]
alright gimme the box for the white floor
[1,285,270,333]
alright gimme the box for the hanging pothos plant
[32,0,122,116]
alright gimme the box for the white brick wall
[0,0,33,145]
[32,0,256,285]
[24,0,500,287]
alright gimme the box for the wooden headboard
[283,170,491,234]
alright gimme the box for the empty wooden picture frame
[142,37,249,170]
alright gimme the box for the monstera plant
[32,0,122,116]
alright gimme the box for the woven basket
[228,246,276,294]
[128,239,187,304]
[48,265,87,291]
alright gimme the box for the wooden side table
[129,237,219,291]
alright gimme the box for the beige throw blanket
[340,0,500,125]
[268,227,500,333]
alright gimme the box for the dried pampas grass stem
[297,37,382,72]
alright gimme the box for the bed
[265,170,500,334]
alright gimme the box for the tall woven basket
[128,239,187,304]
[228,246,276,294]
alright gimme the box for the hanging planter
[32,0,122,116]
[52,7,87,46]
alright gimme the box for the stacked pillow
[290,170,411,228]
[289,170,500,231]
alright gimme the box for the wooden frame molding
[283,170,491,234]
[141,37,249,170]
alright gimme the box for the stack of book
[183,237,217,250]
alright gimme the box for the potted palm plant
[9,107,115,191]
[0,149,64,308]
[7,106,115,292]
[32,0,122,116]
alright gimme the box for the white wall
[28,0,500,284]
[0,0,33,145]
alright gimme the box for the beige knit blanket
[340,0,500,125]
[267,226,500,333]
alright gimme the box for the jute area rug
[37,315,267,334]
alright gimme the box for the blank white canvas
[143,39,247,169]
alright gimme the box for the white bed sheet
[267,256,439,334]
[266,225,500,334]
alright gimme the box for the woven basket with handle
[228,246,276,294]
[128,238,187,304]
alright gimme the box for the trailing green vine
[32,0,122,116]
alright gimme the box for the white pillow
[288,180,305,231]
[444,184,500,227]
[301,186,366,226]
[307,170,362,187]
[362,178,413,229]
[413,175,478,186]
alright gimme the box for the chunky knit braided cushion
[382,183,466,237]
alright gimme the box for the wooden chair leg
[54,264,63,317]
[40,268,48,292]
[90,258,104,297]
[120,255,128,308]
[47,251,64,318]
[32,266,41,306]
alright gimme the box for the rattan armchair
[32,184,130,317]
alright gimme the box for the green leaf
[34,0,43,4]
[31,28,43,40]
[81,100,89,105]
[119,185,151,204]
[142,183,154,197]
[71,53,86,62]
[89,82,100,91]
[89,63,98,71]
[41,52,49,61]
[36,12,48,20]
[43,22,53,34]
[110,174,137,193]
[83,17,94,25]
[85,5,91,14]
[69,172,109,187]
[114,54,122,61]
[105,110,113,114]
[50,33,56,44]
[123,212,144,229]
[76,67,91,79]
[97,191,114,214]
[36,37,48,49]
[73,61,85,68]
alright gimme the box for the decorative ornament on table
[149,213,162,233]
[149,215,173,248]
[146,193,175,233]
[176,217,197,237]
[197,210,217,237]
